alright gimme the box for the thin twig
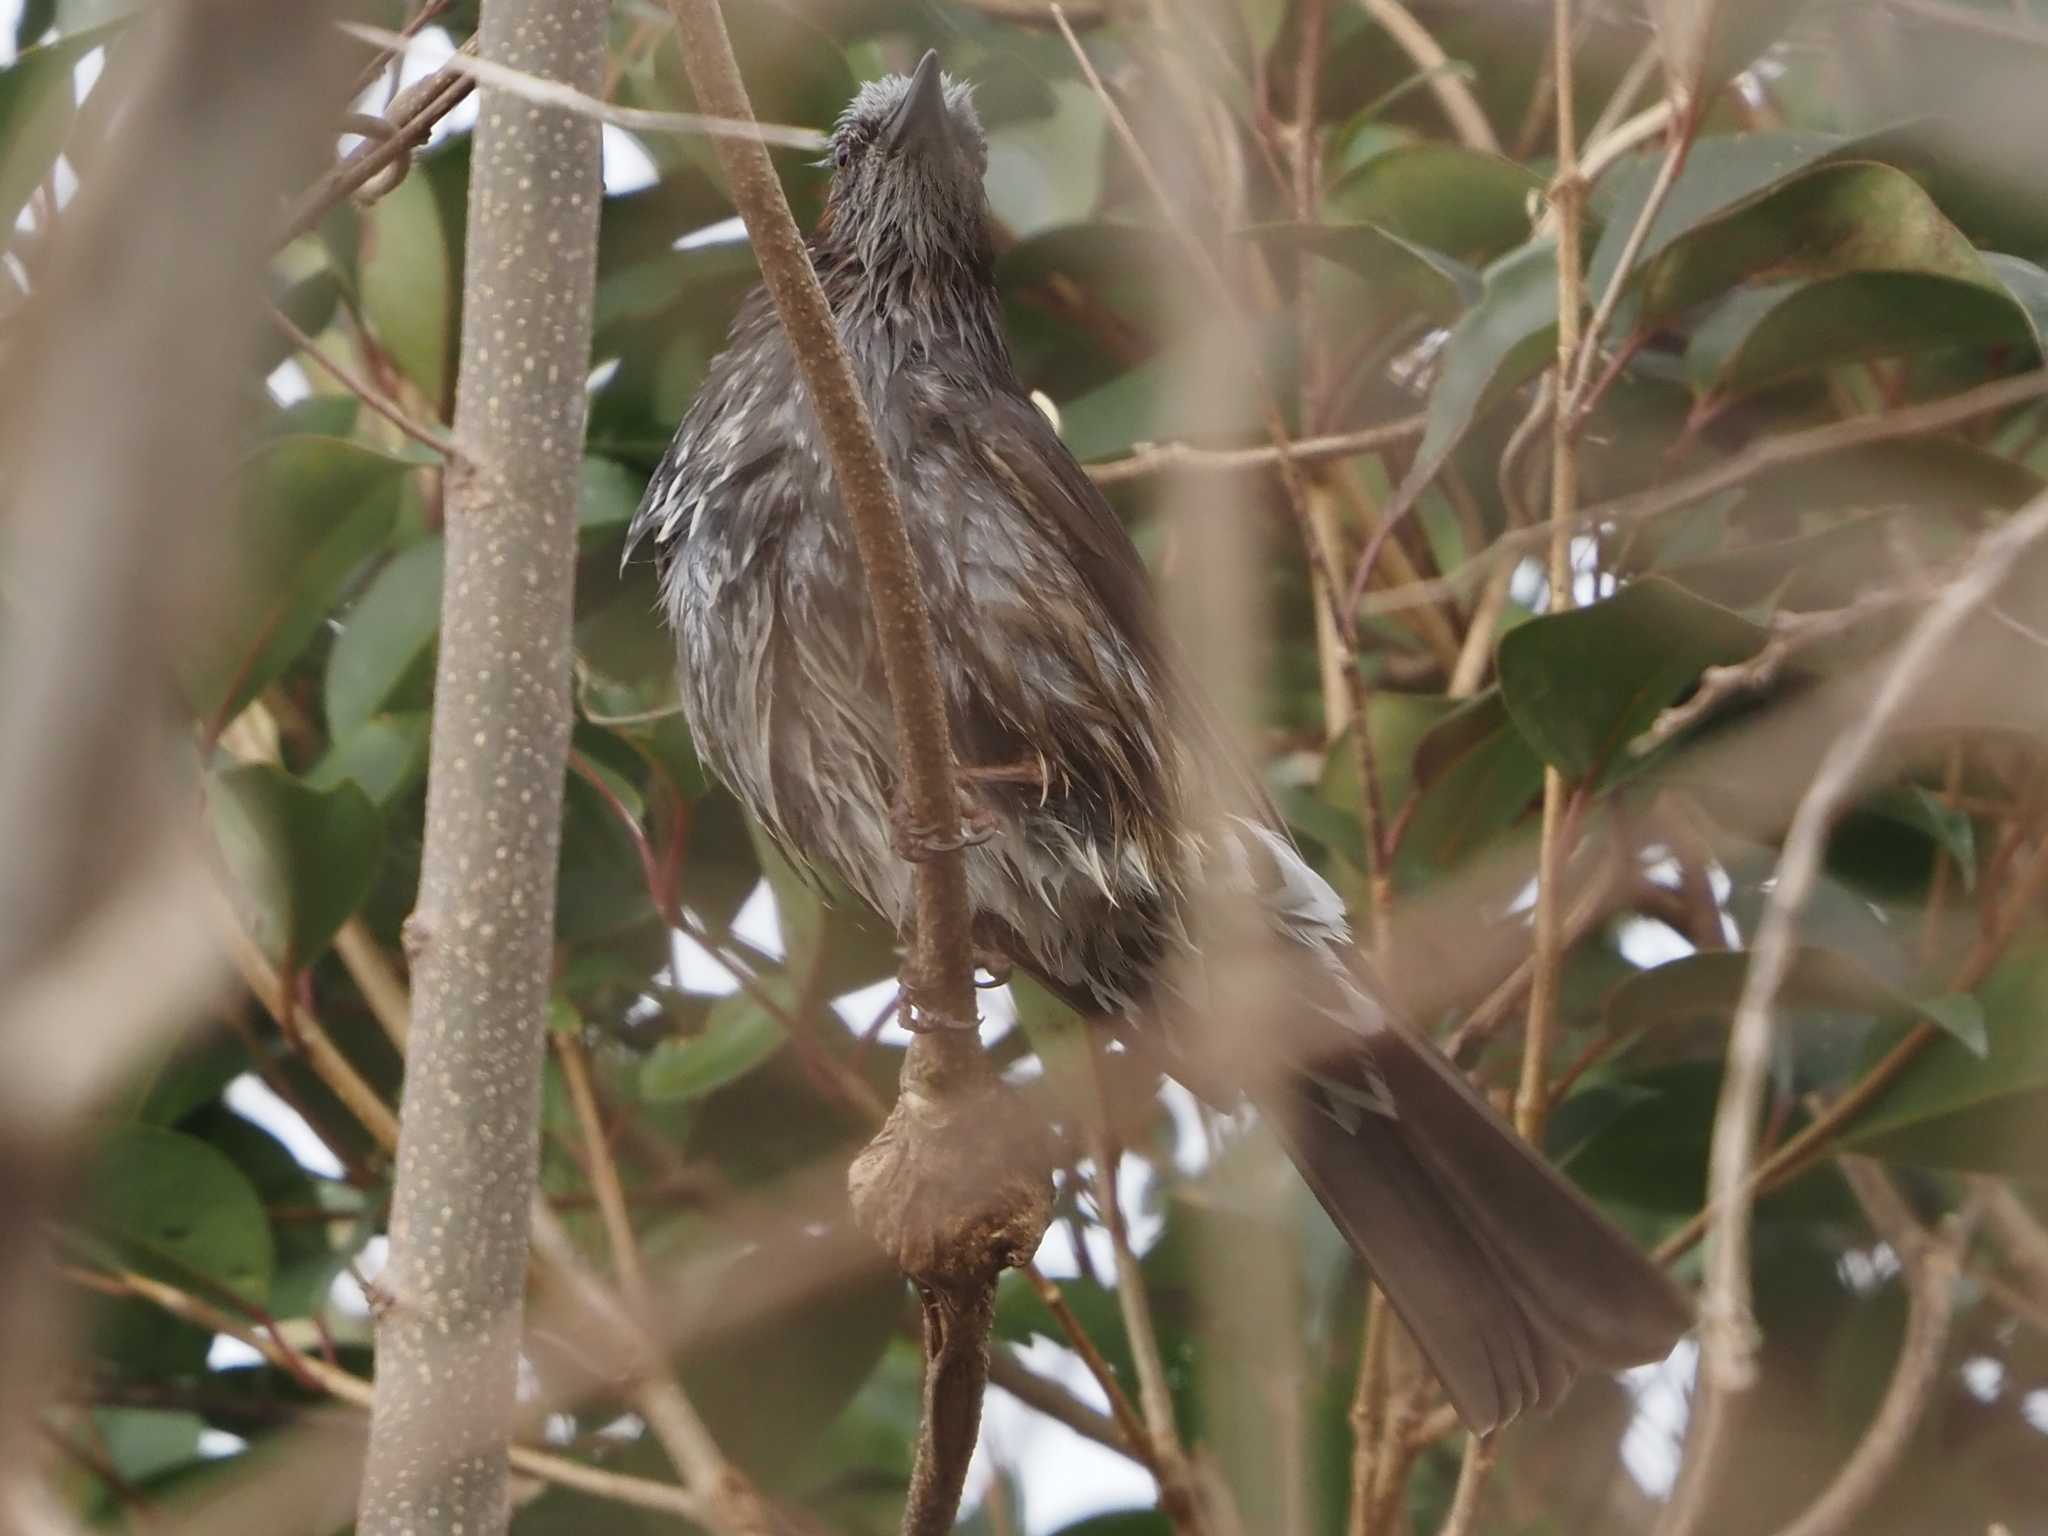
[985,1347,1142,1461]
[1563,115,1692,420]
[83,1266,715,1525]
[1631,587,1922,757]
[1355,0,1500,152]
[268,305,456,458]
[1768,1160,1964,1536]
[1655,489,2048,1536]
[555,1034,653,1315]
[281,52,477,244]
[340,22,828,150]
[1515,0,1586,1145]
[1435,1435,1496,1536]
[1025,1267,1155,1461]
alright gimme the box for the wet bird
[627,52,1691,1431]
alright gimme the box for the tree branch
[356,0,607,1531]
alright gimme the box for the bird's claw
[890,787,997,861]
[898,996,982,1033]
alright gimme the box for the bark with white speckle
[355,3,606,1533]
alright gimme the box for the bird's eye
[833,140,853,171]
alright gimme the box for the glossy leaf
[1605,947,1988,1060]
[1496,577,1767,779]
[0,23,118,234]
[82,1125,275,1305]
[1385,237,1558,521]
[208,763,383,965]
[1689,272,2039,398]
[640,975,794,1102]
[1588,126,1913,307]
[359,163,453,406]
[307,712,432,806]
[325,539,443,740]
[1242,221,1479,323]
[1843,947,2048,1176]
[190,435,412,726]
[1327,143,1543,263]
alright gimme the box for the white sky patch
[226,1072,343,1179]
[1961,1355,2006,1402]
[267,358,312,405]
[587,356,621,393]
[676,213,747,252]
[730,879,784,958]
[1619,1337,1696,1500]
[1617,916,1696,970]
[986,1338,1159,1534]
[2023,1390,2048,1434]
[207,1334,265,1371]
[329,1235,391,1321]
[196,1428,248,1459]
[601,125,658,194]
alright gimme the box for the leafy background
[10,0,2048,1532]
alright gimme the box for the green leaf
[1650,0,1812,102]
[1828,784,1977,901]
[640,976,793,1102]
[359,165,452,405]
[1688,272,2039,398]
[1588,127,1913,310]
[1242,221,1480,324]
[208,763,383,965]
[1386,237,1557,524]
[1605,948,1989,1060]
[1631,161,1994,335]
[1844,946,2048,1177]
[1496,577,1767,780]
[325,539,442,739]
[0,22,119,235]
[579,456,644,532]
[1316,692,1462,866]
[1393,689,1544,884]
[307,712,431,806]
[14,0,55,49]
[1327,143,1543,263]
[82,1125,275,1305]
[190,435,411,726]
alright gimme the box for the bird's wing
[967,387,1286,835]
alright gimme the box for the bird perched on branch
[628,52,1690,1432]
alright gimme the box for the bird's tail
[1262,1017,1693,1433]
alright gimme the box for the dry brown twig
[1765,1159,1968,1536]
[660,6,1051,1534]
[1630,584,1926,757]
[1655,487,2048,1536]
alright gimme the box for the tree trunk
[355,4,606,1533]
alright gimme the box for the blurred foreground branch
[0,2,354,1527]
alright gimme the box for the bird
[626,50,1691,1432]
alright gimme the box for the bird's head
[819,51,991,279]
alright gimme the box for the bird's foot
[898,985,982,1033]
[974,946,1014,987]
[890,785,998,861]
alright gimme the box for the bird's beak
[885,50,950,157]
